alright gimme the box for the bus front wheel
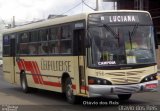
[118,94,132,100]
[20,73,30,93]
[65,78,77,104]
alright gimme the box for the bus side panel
[14,56,77,93]
[3,57,15,84]
[73,56,79,95]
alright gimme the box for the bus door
[74,29,86,94]
[9,35,16,83]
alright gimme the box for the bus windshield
[88,13,156,67]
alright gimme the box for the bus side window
[60,41,72,54]
[19,32,29,43]
[49,27,61,54]
[49,42,59,54]
[40,29,48,41]
[60,25,72,54]
[30,31,39,42]
[40,42,49,55]
[18,33,30,55]
[19,43,29,55]
[3,35,10,56]
[50,27,59,40]
[29,43,40,55]
[73,29,85,55]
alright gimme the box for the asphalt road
[0,67,160,111]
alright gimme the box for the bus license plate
[145,84,157,89]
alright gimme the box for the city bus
[2,10,158,104]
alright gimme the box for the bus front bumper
[88,80,158,97]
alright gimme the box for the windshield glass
[88,13,156,67]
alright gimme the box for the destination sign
[101,15,139,23]
[88,12,152,25]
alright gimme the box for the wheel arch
[20,70,25,80]
[61,72,70,93]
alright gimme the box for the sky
[0,0,115,26]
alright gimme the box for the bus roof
[2,10,150,35]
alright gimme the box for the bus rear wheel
[118,94,132,100]
[65,78,77,104]
[20,73,30,93]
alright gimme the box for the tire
[20,72,30,93]
[118,94,132,100]
[65,78,77,104]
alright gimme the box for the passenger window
[50,27,60,40]
[29,43,40,55]
[60,25,72,54]
[39,42,49,55]
[62,25,72,39]
[40,29,48,41]
[30,31,39,42]
[60,40,72,54]
[3,35,11,56]
[19,43,29,55]
[3,35,10,45]
[49,41,60,54]
[19,33,29,43]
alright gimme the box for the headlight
[140,73,157,83]
[88,76,112,85]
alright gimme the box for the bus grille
[107,70,145,85]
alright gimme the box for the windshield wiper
[130,23,139,38]
[102,23,120,47]
[102,23,119,39]
[128,23,139,49]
